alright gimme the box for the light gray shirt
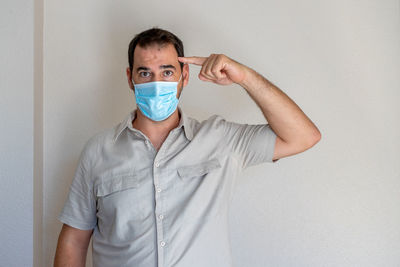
[58,106,277,267]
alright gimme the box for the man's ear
[182,63,189,87]
[126,67,134,91]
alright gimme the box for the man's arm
[238,66,321,161]
[54,224,93,267]
[178,54,321,161]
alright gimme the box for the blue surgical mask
[132,75,182,121]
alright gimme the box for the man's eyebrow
[160,64,176,70]
[136,65,176,72]
[136,66,150,72]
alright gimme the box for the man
[54,27,321,267]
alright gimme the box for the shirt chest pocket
[176,158,225,223]
[177,158,221,180]
[95,172,153,223]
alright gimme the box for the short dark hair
[128,27,184,73]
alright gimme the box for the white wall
[0,0,35,266]
[39,0,400,266]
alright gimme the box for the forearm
[54,241,88,267]
[239,67,321,147]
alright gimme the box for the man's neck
[132,108,180,149]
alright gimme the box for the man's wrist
[238,66,257,90]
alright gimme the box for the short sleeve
[57,144,97,230]
[223,119,278,169]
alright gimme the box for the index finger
[178,56,207,66]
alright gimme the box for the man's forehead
[134,43,178,64]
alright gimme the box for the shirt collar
[113,106,193,142]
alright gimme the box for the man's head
[128,28,184,73]
[126,27,189,98]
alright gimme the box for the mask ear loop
[131,74,136,86]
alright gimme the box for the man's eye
[163,70,173,77]
[139,72,150,77]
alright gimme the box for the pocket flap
[177,158,221,179]
[95,174,140,197]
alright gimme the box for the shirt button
[160,241,166,247]
[145,140,149,145]
[155,161,160,167]
[158,214,164,220]
[156,187,162,193]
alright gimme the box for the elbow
[307,129,322,148]
[283,128,322,155]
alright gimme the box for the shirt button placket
[154,158,165,267]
